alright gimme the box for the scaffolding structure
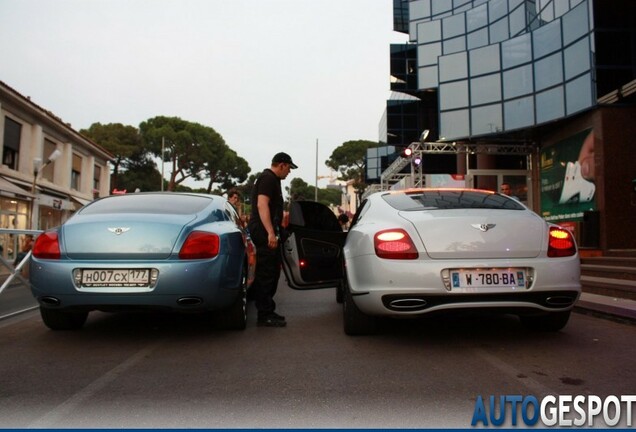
[366,141,535,199]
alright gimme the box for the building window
[440,109,470,140]
[471,104,503,136]
[93,165,101,194]
[467,4,487,32]
[71,154,82,191]
[42,139,58,182]
[3,117,21,170]
[503,64,534,99]
[470,44,500,76]
[536,86,565,124]
[502,33,532,69]
[566,73,593,115]
[533,19,562,59]
[534,52,564,92]
[440,80,469,110]
[504,96,535,130]
[471,73,502,105]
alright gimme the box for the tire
[40,307,88,330]
[335,261,346,304]
[215,265,248,330]
[335,280,344,304]
[520,311,571,332]
[343,278,377,336]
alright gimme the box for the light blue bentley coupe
[30,192,255,331]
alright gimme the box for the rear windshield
[80,194,214,215]
[382,190,525,211]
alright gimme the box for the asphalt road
[1,277,635,428]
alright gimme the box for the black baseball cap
[272,152,298,169]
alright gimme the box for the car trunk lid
[399,209,545,259]
[63,214,196,260]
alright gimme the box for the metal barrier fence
[0,228,43,295]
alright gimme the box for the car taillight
[547,226,576,257]
[374,228,418,259]
[32,232,61,259]
[179,231,220,259]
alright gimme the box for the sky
[0,0,408,192]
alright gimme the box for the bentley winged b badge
[471,223,496,232]
[108,227,131,235]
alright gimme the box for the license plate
[81,269,150,287]
[450,269,526,289]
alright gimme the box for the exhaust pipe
[39,296,60,306]
[389,298,427,310]
[177,297,203,306]
[545,296,575,307]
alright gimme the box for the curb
[575,292,636,324]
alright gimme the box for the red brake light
[374,228,419,259]
[548,226,576,257]
[32,232,61,259]
[179,231,220,259]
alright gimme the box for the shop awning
[71,196,93,207]
[0,177,35,198]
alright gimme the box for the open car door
[281,200,346,290]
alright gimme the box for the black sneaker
[270,312,286,321]
[257,314,287,327]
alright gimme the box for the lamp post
[30,149,62,229]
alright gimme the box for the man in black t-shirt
[248,152,297,327]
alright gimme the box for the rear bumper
[30,256,243,313]
[346,254,581,316]
[352,290,581,316]
[379,290,580,314]
[33,291,239,313]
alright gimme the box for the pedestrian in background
[227,189,241,213]
[500,183,519,200]
[248,152,297,327]
[337,213,349,231]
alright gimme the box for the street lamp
[30,149,62,229]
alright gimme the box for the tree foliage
[204,148,250,194]
[80,122,141,190]
[117,155,164,193]
[139,116,226,191]
[287,177,341,207]
[325,139,379,198]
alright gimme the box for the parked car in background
[30,192,255,331]
[282,188,581,335]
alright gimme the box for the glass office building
[412,0,594,140]
[376,0,636,251]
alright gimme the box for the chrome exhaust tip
[39,296,60,306]
[177,297,203,306]
[545,296,575,307]
[389,298,427,310]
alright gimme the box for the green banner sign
[540,129,596,222]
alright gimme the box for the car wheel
[335,280,344,304]
[335,261,347,304]
[343,279,377,336]
[520,311,571,332]
[40,307,88,330]
[215,265,248,331]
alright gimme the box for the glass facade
[366,145,397,182]
[409,0,596,140]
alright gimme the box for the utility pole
[314,139,318,202]
[161,137,165,192]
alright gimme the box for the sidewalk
[575,292,636,323]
